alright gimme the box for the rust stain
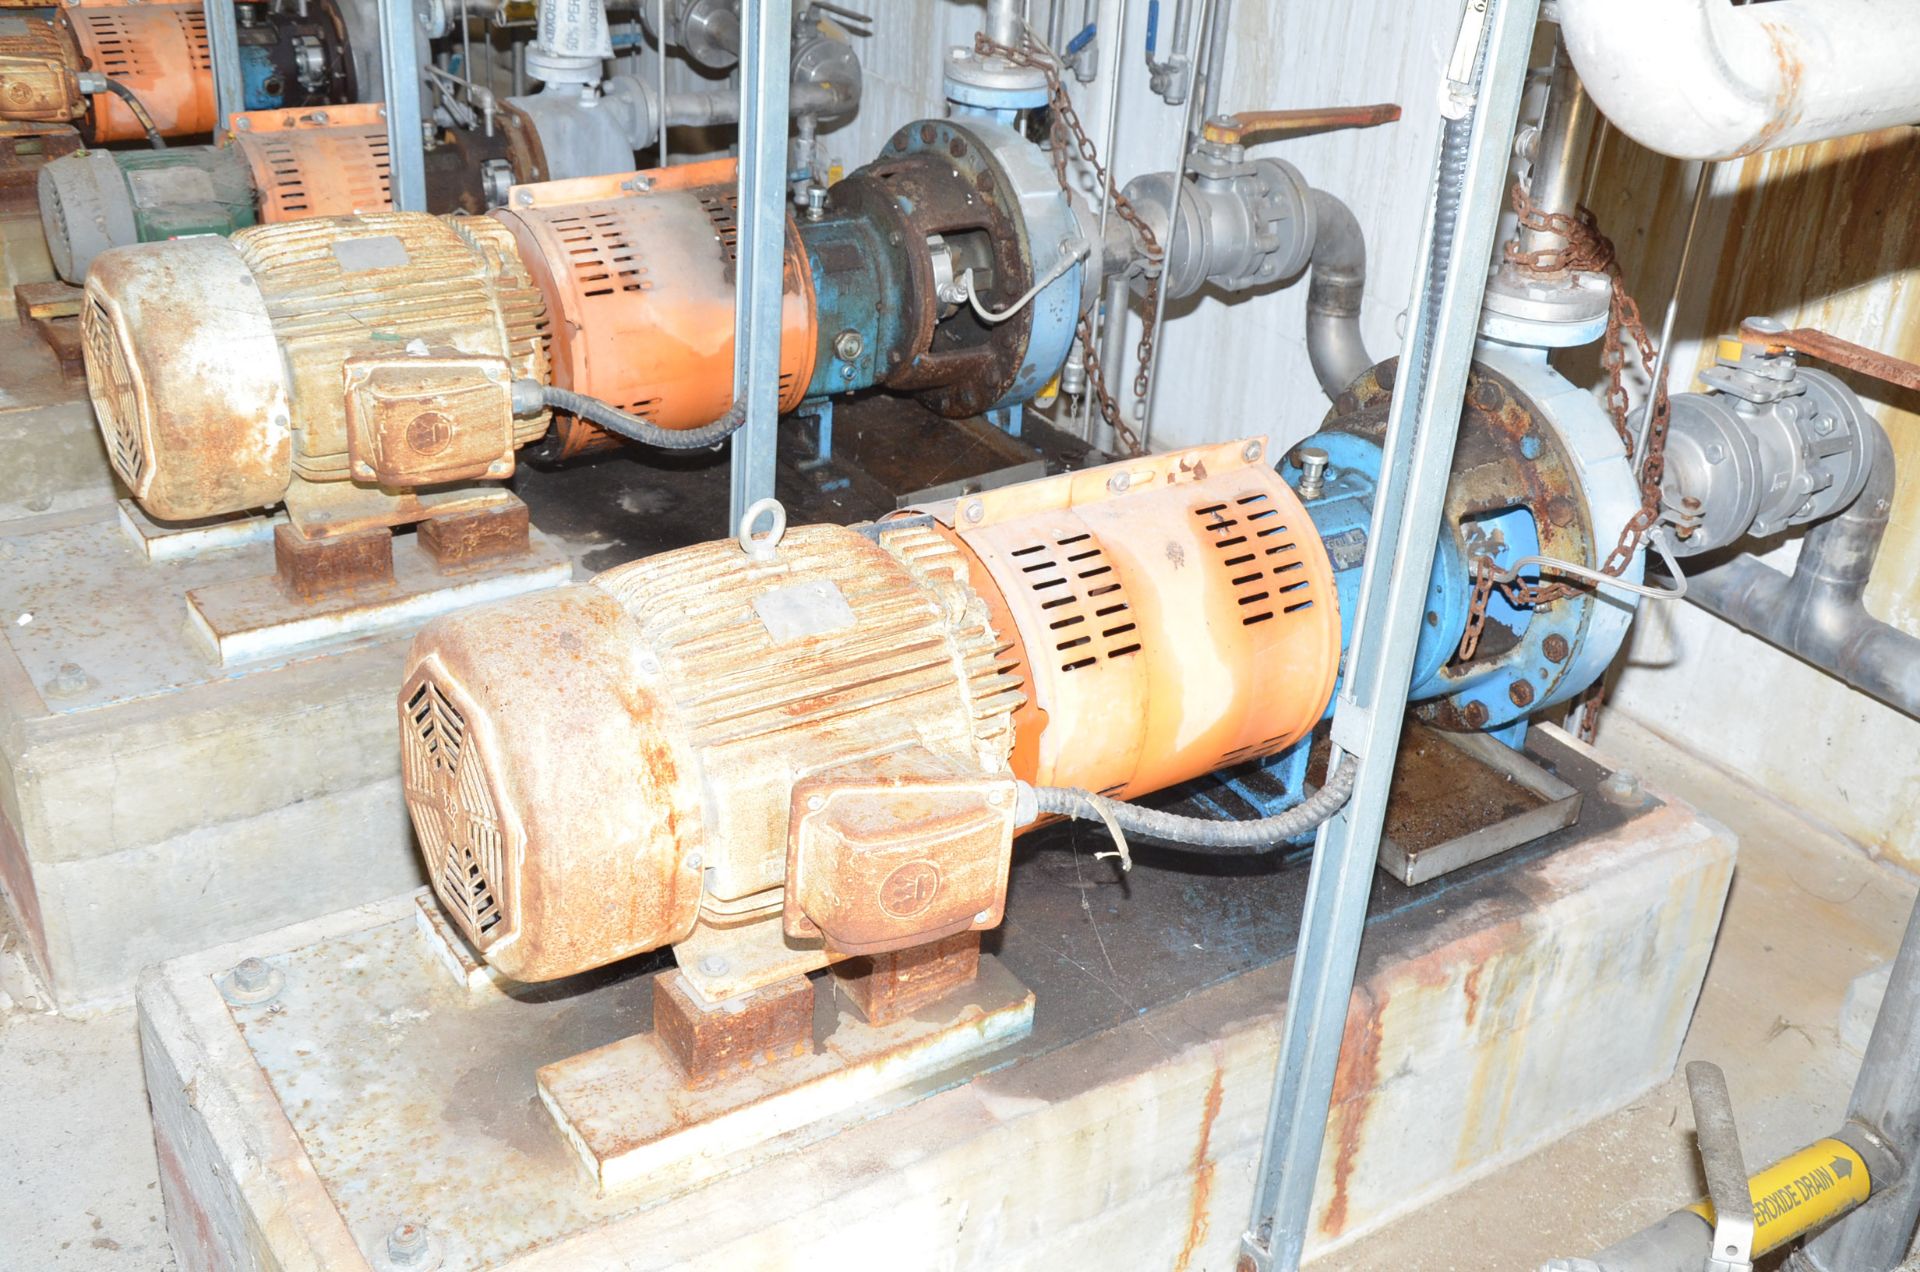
[1462,964,1484,1028]
[1174,1055,1226,1272]
[1738,23,1806,158]
[1320,985,1386,1241]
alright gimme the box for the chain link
[973,31,1160,456]
[1456,184,1674,665]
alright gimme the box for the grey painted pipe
[1682,422,1920,721]
[1304,189,1373,400]
[1799,895,1920,1268]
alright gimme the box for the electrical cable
[1493,524,1689,601]
[532,383,748,450]
[98,78,165,149]
[1025,755,1354,857]
[961,237,1089,324]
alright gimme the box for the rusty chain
[974,31,1158,456]
[1456,183,1674,668]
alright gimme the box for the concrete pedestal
[137,750,1735,1270]
[0,504,571,1010]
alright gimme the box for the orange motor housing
[227,103,391,220]
[491,159,817,443]
[63,1,216,142]
[949,437,1342,800]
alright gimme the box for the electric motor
[400,439,1341,981]
[38,104,511,283]
[0,0,355,143]
[491,158,819,439]
[82,211,550,522]
[0,15,85,124]
[38,145,255,282]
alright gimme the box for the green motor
[38,147,257,283]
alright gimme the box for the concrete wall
[827,1,1919,865]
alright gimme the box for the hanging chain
[973,31,1159,456]
[1457,183,1675,663]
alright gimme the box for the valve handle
[1200,102,1402,147]
[1736,318,1920,394]
[1687,1060,1756,1272]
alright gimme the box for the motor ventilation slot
[1196,493,1317,627]
[698,193,740,259]
[74,8,210,77]
[402,679,509,943]
[550,208,651,298]
[83,297,146,488]
[1008,534,1141,672]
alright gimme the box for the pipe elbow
[1304,189,1371,399]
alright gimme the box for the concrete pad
[0,322,117,523]
[136,780,1733,1271]
[0,505,572,1010]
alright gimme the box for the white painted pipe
[1557,0,1920,160]
[528,0,614,88]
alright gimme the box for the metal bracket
[1688,1060,1756,1272]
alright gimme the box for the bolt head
[1599,769,1645,807]
[1542,633,1570,663]
[684,852,702,870]
[963,499,984,523]
[806,793,826,811]
[1508,679,1535,708]
[233,957,271,991]
[1241,440,1263,463]
[1107,472,1131,494]
[1462,701,1490,728]
[698,954,730,977]
[833,329,865,362]
[386,1220,431,1266]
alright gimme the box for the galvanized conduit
[1304,189,1372,399]
[1678,422,1920,721]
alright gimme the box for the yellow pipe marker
[1686,1137,1871,1256]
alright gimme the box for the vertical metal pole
[1800,896,1920,1269]
[380,0,429,212]
[656,0,669,168]
[204,0,244,126]
[1080,0,1130,445]
[1236,1,1541,1268]
[726,0,793,528]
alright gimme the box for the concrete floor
[0,713,1908,1272]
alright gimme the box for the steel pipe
[1801,894,1920,1266]
[1557,0,1920,161]
[1304,189,1372,399]
[1518,39,1595,259]
[1682,423,1920,721]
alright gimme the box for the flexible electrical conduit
[1557,0,1920,161]
[1023,757,1355,853]
[530,383,747,450]
[99,79,165,149]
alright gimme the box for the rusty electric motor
[400,440,1345,982]
[81,211,550,523]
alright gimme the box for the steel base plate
[539,958,1035,1198]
